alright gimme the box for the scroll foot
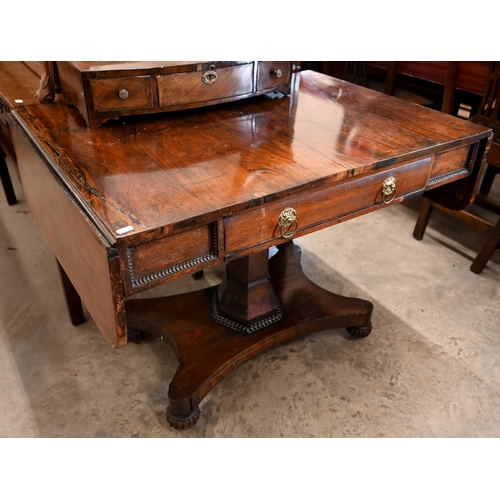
[347,322,372,339]
[127,329,145,344]
[166,406,201,430]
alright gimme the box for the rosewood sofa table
[8,70,492,429]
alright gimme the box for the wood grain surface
[12,71,491,245]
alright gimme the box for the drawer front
[157,64,254,108]
[256,61,291,91]
[428,145,472,187]
[90,76,153,112]
[121,223,220,294]
[225,157,432,256]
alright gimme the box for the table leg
[56,259,86,326]
[126,241,373,430]
[0,150,17,205]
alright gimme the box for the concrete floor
[1,161,500,438]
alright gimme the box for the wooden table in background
[3,68,492,429]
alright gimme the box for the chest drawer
[257,61,292,91]
[224,157,433,257]
[157,64,254,108]
[89,76,153,112]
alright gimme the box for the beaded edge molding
[428,142,479,187]
[428,168,470,186]
[211,292,283,335]
[127,223,218,289]
[128,252,218,289]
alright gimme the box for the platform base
[126,242,373,429]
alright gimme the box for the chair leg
[0,151,17,205]
[479,164,498,196]
[413,198,434,240]
[470,217,500,274]
[343,62,370,88]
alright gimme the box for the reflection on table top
[12,70,490,239]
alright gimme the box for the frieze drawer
[224,157,433,257]
[428,145,472,187]
[119,223,220,295]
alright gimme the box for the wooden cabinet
[56,61,292,127]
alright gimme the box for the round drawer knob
[278,207,299,239]
[273,69,283,78]
[381,176,397,204]
[118,88,129,100]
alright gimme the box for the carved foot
[346,322,372,339]
[166,406,201,430]
[127,329,145,344]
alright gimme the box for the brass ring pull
[202,70,218,85]
[278,207,299,239]
[381,176,397,204]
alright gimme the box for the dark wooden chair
[340,62,398,95]
[343,62,370,88]
[340,62,441,110]
[413,62,500,273]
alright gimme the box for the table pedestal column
[126,241,373,429]
[214,250,283,334]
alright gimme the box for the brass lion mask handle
[381,176,397,204]
[278,207,299,239]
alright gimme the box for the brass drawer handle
[272,69,283,78]
[278,207,299,239]
[118,88,129,100]
[381,176,397,204]
[202,70,218,85]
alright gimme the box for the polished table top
[12,70,490,245]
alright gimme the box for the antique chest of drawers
[56,61,292,127]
